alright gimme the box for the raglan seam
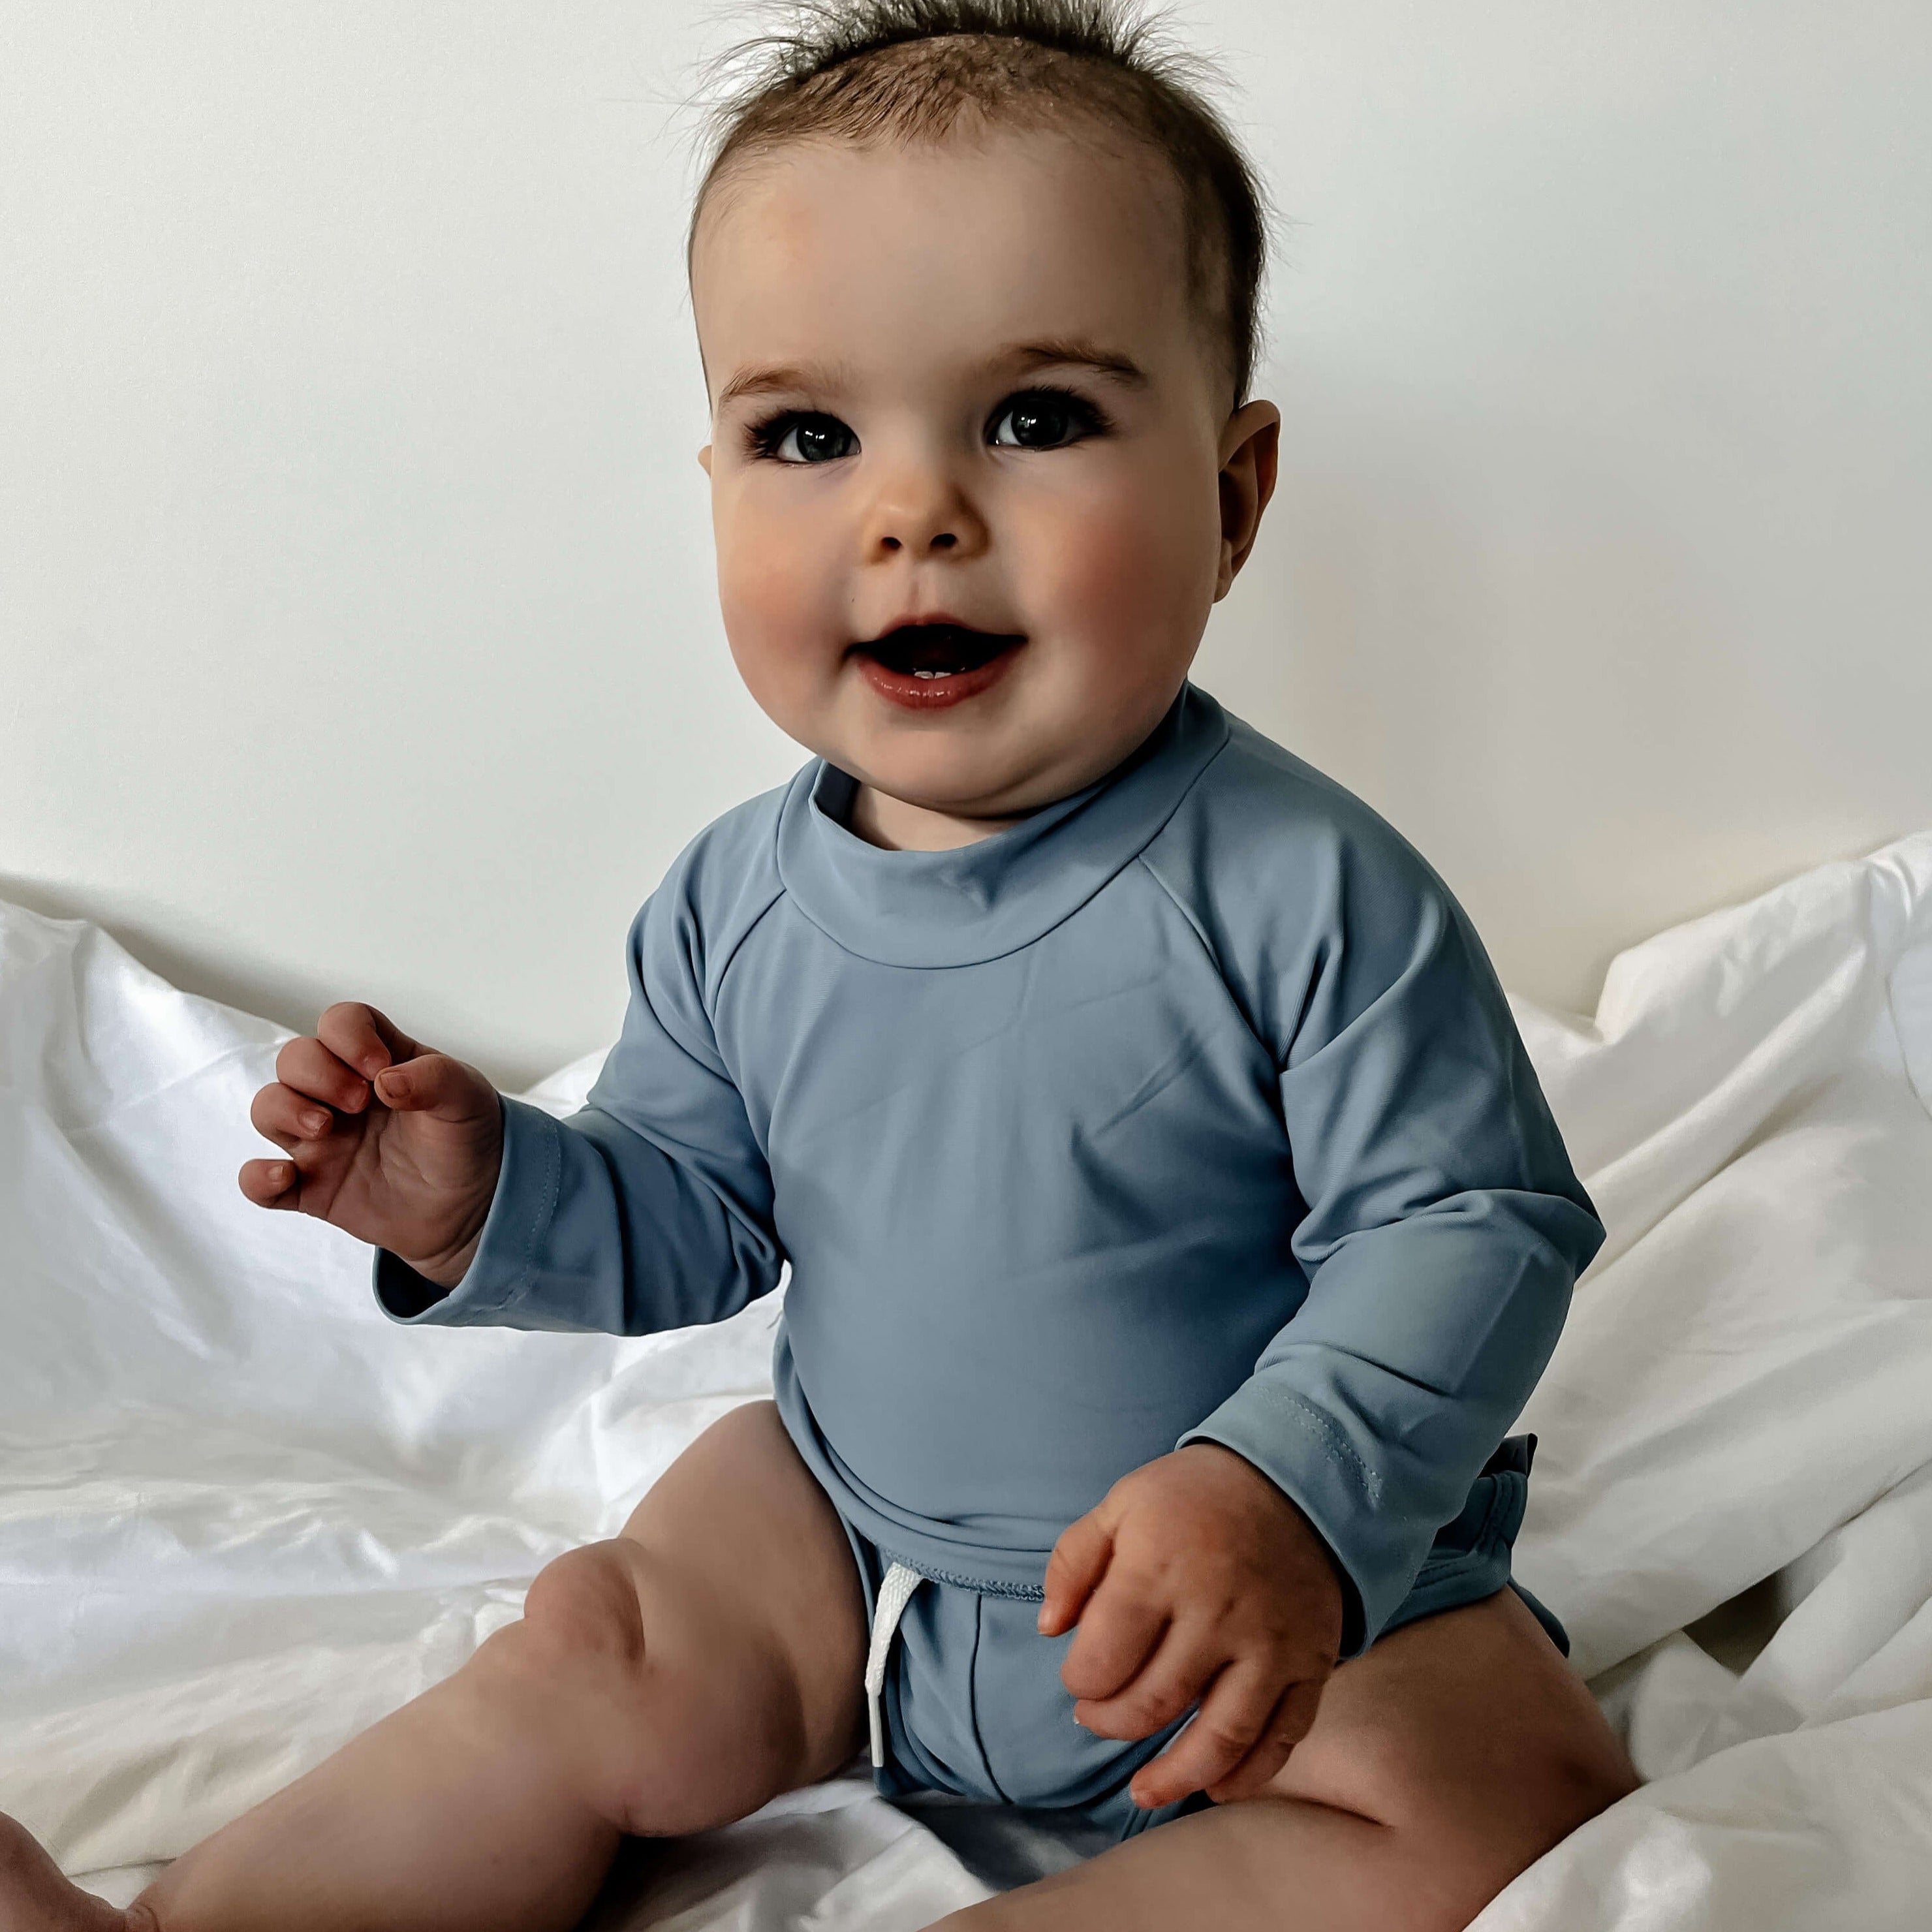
[1133,850,1281,1085]
[706,873,790,1024]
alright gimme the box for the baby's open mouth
[858,623,1025,680]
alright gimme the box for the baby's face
[691,125,1278,848]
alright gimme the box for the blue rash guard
[375,683,1604,1659]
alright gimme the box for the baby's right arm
[242,855,787,1339]
[240,1001,505,1290]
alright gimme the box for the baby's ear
[698,444,713,476]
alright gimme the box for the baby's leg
[1,1401,866,1932]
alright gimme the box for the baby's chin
[841,684,1188,822]
[844,745,1067,826]
[834,709,1103,823]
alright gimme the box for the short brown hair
[687,1,1271,411]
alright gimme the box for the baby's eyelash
[741,409,850,463]
[991,384,1114,443]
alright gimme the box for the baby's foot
[0,1813,138,1931]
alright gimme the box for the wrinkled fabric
[374,684,1603,1658]
[2,826,1930,1929]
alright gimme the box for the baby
[1,4,1638,1929]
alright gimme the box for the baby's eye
[988,388,1107,451]
[751,412,858,465]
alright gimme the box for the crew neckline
[773,681,1231,968]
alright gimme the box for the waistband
[773,1328,1058,1598]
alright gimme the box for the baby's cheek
[717,523,842,697]
[1038,496,1216,665]
[718,542,794,650]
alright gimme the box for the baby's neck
[847,783,1027,852]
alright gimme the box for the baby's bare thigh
[621,1397,867,1747]
[1265,1587,1638,1852]
[512,1400,868,1833]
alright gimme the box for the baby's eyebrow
[715,360,857,411]
[713,339,1150,413]
[1002,339,1151,390]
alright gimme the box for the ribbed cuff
[1179,1382,1390,1658]
[371,1095,560,1326]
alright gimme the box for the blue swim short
[841,1435,1566,1845]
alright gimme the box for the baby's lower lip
[855,640,1025,711]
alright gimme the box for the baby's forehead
[700,121,1185,262]
[691,126,1209,387]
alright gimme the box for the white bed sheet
[3,830,1929,1929]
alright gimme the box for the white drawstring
[864,1561,924,1770]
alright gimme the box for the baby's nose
[871,508,985,559]
[863,466,987,559]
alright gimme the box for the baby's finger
[274,1034,372,1114]
[371,1052,494,1125]
[1204,1676,1326,1805]
[238,1157,300,1209]
[1072,1619,1219,1741]
[1128,1657,1279,1809]
[251,1082,338,1151]
[317,1002,420,1083]
[1038,1506,1115,1637]
[1059,1576,1168,1705]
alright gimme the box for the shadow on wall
[0,871,354,1049]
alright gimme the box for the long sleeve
[1179,841,1604,1658]
[373,856,785,1335]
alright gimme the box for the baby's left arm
[1046,821,1607,1807]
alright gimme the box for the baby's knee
[469,1538,664,1737]
[461,1540,689,1827]
[518,1540,653,1672]
[1405,1738,1638,1930]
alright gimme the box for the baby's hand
[238,1002,503,1288]
[1038,1442,1345,1809]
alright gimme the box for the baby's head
[687,1,1279,849]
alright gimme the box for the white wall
[4,1,1927,1086]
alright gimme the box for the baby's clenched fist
[1038,1441,1346,1809]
